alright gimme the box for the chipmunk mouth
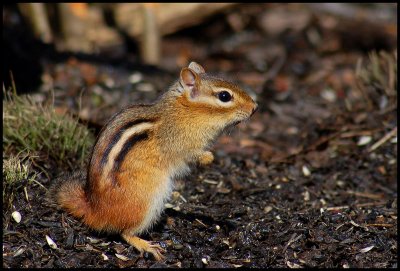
[232,120,242,126]
[227,119,244,129]
[226,110,253,129]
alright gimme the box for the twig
[368,127,397,152]
[340,129,380,138]
[355,201,387,208]
[283,233,302,252]
[326,206,349,211]
[326,201,387,211]
[195,218,208,228]
[345,190,384,200]
[365,223,393,228]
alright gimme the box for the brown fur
[49,62,257,260]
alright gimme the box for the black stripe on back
[100,119,154,166]
[113,132,149,172]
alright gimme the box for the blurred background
[3,3,397,107]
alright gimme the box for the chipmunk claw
[142,242,166,261]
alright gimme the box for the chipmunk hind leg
[122,231,166,261]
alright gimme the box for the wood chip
[264,206,273,213]
[368,127,397,152]
[13,247,26,257]
[87,237,101,244]
[101,253,109,261]
[45,235,58,249]
[286,260,302,268]
[115,253,130,261]
[359,245,374,253]
[303,190,310,201]
[203,179,219,185]
[217,187,231,194]
[98,242,111,247]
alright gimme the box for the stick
[345,191,384,200]
[365,223,393,227]
[368,127,397,152]
[326,201,387,211]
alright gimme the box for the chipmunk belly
[131,160,190,234]
[134,175,173,234]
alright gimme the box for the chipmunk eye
[218,91,232,102]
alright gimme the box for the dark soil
[3,3,397,268]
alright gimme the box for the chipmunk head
[175,62,258,128]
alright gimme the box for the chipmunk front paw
[198,151,214,166]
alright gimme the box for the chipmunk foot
[122,232,166,261]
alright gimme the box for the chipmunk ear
[180,67,200,98]
[188,62,205,74]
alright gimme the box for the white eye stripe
[216,99,234,107]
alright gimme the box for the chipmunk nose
[250,104,258,116]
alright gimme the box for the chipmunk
[49,62,257,261]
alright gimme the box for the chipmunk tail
[48,170,90,219]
